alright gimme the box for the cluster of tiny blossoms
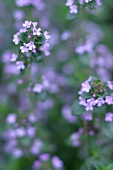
[12,21,51,70]
[15,0,45,11]
[78,77,113,111]
[65,0,101,15]
[3,113,43,158]
[65,0,92,14]
[33,154,63,170]
[65,0,78,14]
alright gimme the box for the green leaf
[94,105,106,114]
[86,0,96,10]
[18,32,27,42]
[36,37,45,45]
[81,157,104,170]
[71,100,85,116]
[32,52,43,63]
[102,123,113,139]
[79,54,90,66]
[96,92,106,98]
[106,87,113,95]
[35,91,47,101]
[66,12,78,20]
[81,92,92,99]
[106,164,113,170]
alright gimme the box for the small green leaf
[71,100,85,116]
[32,52,43,63]
[35,91,47,101]
[106,87,113,95]
[79,54,90,66]
[18,32,27,42]
[66,12,78,20]
[86,0,96,10]
[102,123,113,139]
[81,92,92,99]
[36,37,45,45]
[106,164,113,170]
[94,105,106,114]
[96,92,106,98]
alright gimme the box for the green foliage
[32,52,43,62]
[72,100,85,116]
[18,32,27,42]
[81,92,92,98]
[87,0,96,10]
[102,123,113,139]
[1,0,113,170]
[81,157,104,170]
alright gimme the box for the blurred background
[0,0,113,170]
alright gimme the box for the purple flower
[62,105,77,123]
[85,0,92,3]
[79,97,87,106]
[13,33,20,45]
[32,160,41,169]
[32,0,45,11]
[27,127,36,137]
[10,53,18,62]
[40,42,50,56]
[70,5,78,14]
[85,103,93,111]
[85,98,95,111]
[13,148,23,158]
[61,30,71,41]
[96,0,102,6]
[94,98,105,107]
[16,61,25,70]
[28,113,37,123]
[44,31,51,40]
[32,22,38,28]
[51,156,63,169]
[13,9,25,21]
[16,0,31,7]
[23,20,32,28]
[70,132,81,147]
[39,153,50,161]
[78,0,84,5]
[20,44,29,53]
[108,81,113,90]
[33,84,43,93]
[65,0,74,6]
[33,28,42,36]
[105,96,113,105]
[15,127,26,137]
[81,80,91,93]
[26,41,36,51]
[6,113,17,124]
[30,139,43,155]
[105,112,113,122]
[83,112,93,121]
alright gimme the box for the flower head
[16,61,25,70]
[12,20,51,70]
[23,20,32,28]
[78,77,113,112]
[105,112,113,122]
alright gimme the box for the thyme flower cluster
[15,0,45,11]
[12,21,51,70]
[78,77,113,111]
[65,0,102,15]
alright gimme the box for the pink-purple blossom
[25,41,36,51]
[94,98,105,107]
[105,112,113,122]
[20,44,29,53]
[16,61,25,70]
